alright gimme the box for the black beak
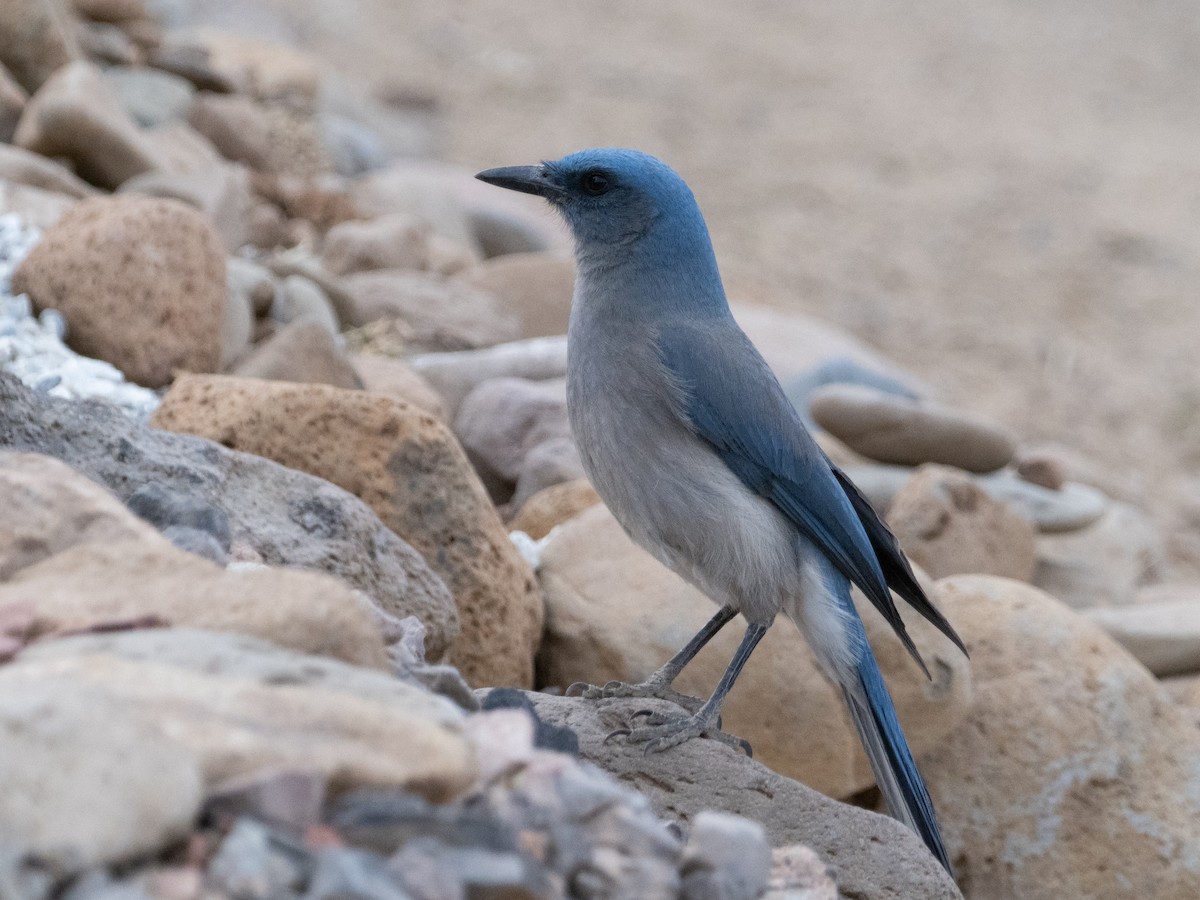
[475,165,562,200]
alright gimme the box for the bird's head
[476,148,709,261]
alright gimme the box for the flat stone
[352,353,446,420]
[978,469,1107,533]
[321,213,432,276]
[810,383,1016,473]
[102,65,194,128]
[270,274,341,336]
[408,335,568,420]
[1085,600,1200,677]
[507,478,601,539]
[0,144,99,199]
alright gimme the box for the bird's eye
[581,170,609,196]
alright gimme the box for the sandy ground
[174,0,1200,573]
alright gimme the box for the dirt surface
[176,0,1200,572]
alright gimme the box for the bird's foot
[609,708,752,757]
[564,679,705,715]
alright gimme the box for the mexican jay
[477,148,966,872]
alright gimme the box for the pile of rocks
[2,2,1200,899]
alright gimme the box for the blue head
[477,149,725,306]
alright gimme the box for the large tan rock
[455,252,575,339]
[536,504,971,798]
[0,0,82,94]
[13,195,225,387]
[924,575,1200,899]
[0,677,203,870]
[0,451,159,580]
[10,628,475,800]
[886,464,1037,581]
[15,61,166,189]
[5,539,391,669]
[151,374,544,688]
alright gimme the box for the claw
[565,681,590,697]
[603,728,631,745]
[631,708,658,722]
[739,738,753,758]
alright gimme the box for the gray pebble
[126,484,232,552]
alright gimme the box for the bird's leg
[620,622,768,755]
[565,605,737,713]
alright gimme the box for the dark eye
[581,170,609,196]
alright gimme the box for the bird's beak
[475,165,563,200]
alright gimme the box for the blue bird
[477,148,967,872]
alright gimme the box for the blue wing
[655,316,965,670]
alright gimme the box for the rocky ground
[1,1,1200,899]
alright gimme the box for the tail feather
[842,646,952,874]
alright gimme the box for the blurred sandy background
[169,0,1200,572]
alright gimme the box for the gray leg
[622,622,769,755]
[565,605,738,712]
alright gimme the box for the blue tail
[842,635,952,873]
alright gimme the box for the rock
[0,677,203,871]
[72,0,148,25]
[78,20,140,67]
[151,374,544,688]
[139,120,223,175]
[14,61,171,189]
[977,469,1107,534]
[206,769,326,831]
[219,269,254,369]
[271,274,340,336]
[809,383,1016,473]
[226,255,278,316]
[1033,501,1168,608]
[11,627,475,800]
[0,62,26,143]
[408,335,569,420]
[784,356,921,427]
[341,269,519,352]
[454,377,572,496]
[265,247,357,323]
[731,304,914,388]
[536,504,971,798]
[0,0,82,94]
[102,65,194,128]
[508,478,601,538]
[512,436,586,510]
[680,812,772,900]
[119,163,255,252]
[0,180,77,229]
[320,71,439,168]
[233,321,362,389]
[0,452,162,580]
[205,818,305,898]
[321,213,431,276]
[188,28,321,109]
[12,194,225,387]
[886,464,1038,580]
[351,353,446,420]
[349,161,482,255]
[1014,451,1067,491]
[524,692,961,899]
[0,374,458,659]
[160,524,226,565]
[765,846,838,900]
[1085,600,1200,677]
[924,575,1200,899]
[188,92,330,177]
[8,536,391,667]
[455,252,574,340]
[147,38,235,93]
[0,144,100,199]
[125,482,231,550]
